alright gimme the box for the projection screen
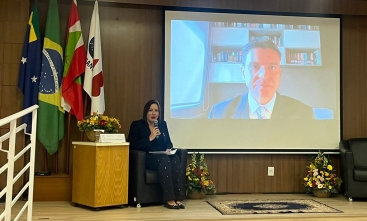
[164,10,340,151]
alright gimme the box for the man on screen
[208,37,314,119]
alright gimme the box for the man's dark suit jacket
[208,93,314,119]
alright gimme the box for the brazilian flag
[38,0,64,155]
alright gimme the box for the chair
[339,138,367,201]
[128,149,188,207]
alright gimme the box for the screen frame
[162,6,342,154]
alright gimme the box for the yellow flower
[327,165,333,170]
[188,176,192,181]
[77,113,121,133]
[325,172,329,176]
[304,177,308,181]
[329,185,332,189]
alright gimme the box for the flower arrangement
[186,153,216,196]
[77,112,121,133]
[303,151,342,194]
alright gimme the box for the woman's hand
[149,126,161,141]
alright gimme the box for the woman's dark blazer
[128,119,173,153]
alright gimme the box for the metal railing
[0,105,38,221]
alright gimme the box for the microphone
[154,120,159,139]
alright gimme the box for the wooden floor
[2,194,367,221]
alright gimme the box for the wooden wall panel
[4,0,29,22]
[3,21,27,44]
[203,154,339,193]
[2,64,19,85]
[0,43,3,64]
[2,43,23,64]
[0,63,2,106]
[1,86,22,109]
[228,155,244,192]
[82,0,367,15]
[0,106,23,128]
[0,86,23,130]
[294,155,310,192]
[342,15,367,139]
[0,23,4,47]
[0,0,6,22]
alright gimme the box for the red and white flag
[84,0,105,114]
[62,0,85,120]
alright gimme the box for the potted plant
[77,112,121,141]
[303,151,342,197]
[186,152,216,199]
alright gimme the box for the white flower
[320,177,324,182]
[313,171,318,176]
[318,184,323,189]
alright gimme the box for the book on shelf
[286,50,321,65]
[211,21,319,30]
[212,51,243,63]
[249,35,281,46]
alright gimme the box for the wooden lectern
[71,142,129,209]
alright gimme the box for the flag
[18,2,41,133]
[37,0,64,155]
[62,0,85,120]
[84,0,105,114]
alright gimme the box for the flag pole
[66,113,71,174]
[62,0,86,156]
[82,94,88,141]
[55,151,58,174]
[43,150,48,172]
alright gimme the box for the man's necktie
[257,106,267,119]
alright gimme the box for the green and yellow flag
[37,0,64,155]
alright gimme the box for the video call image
[164,11,340,151]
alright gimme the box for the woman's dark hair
[142,99,161,123]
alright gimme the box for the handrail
[0,124,27,145]
[0,105,39,127]
[0,104,38,221]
